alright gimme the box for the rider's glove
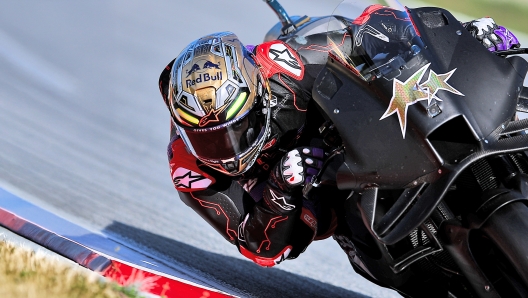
[262,147,325,214]
[464,17,520,52]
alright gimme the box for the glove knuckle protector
[263,147,326,214]
[464,17,520,52]
[277,147,325,189]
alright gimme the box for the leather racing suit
[158,26,345,266]
[158,4,521,288]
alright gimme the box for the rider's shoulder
[255,40,305,80]
[169,137,216,192]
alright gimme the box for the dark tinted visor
[179,108,266,160]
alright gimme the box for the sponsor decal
[184,59,223,87]
[303,213,317,229]
[380,63,464,138]
[203,60,221,69]
[266,93,278,107]
[173,168,211,189]
[273,247,291,265]
[269,189,295,211]
[268,43,302,76]
[255,41,305,80]
[186,72,223,88]
[186,63,201,77]
[199,108,221,127]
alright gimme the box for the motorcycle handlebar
[263,0,295,34]
[495,48,528,57]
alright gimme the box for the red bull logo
[186,72,223,88]
[186,63,201,77]
[184,59,223,87]
[203,60,220,69]
[185,60,222,77]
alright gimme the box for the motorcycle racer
[158,4,520,296]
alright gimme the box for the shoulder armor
[169,138,215,192]
[255,40,305,80]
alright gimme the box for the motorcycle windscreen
[327,1,426,82]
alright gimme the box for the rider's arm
[238,148,326,267]
[167,125,319,263]
[167,125,242,244]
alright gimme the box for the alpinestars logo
[173,169,207,189]
[268,43,302,77]
[269,189,295,211]
[354,25,389,47]
[199,108,221,127]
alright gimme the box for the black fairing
[312,7,528,190]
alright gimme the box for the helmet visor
[178,108,266,161]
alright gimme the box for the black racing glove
[262,147,325,214]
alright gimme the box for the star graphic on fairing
[174,170,207,188]
[269,48,301,70]
[380,63,430,138]
[380,63,464,138]
[421,68,464,104]
[269,189,295,211]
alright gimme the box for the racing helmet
[169,32,271,176]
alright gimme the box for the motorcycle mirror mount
[263,0,310,35]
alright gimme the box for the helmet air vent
[196,87,217,113]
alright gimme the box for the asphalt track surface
[0,1,526,297]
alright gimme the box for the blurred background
[0,0,525,297]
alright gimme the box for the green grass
[0,240,144,298]
[419,0,528,34]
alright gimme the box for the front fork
[440,155,528,297]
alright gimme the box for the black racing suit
[158,27,348,266]
[159,5,504,297]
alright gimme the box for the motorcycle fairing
[311,5,528,246]
[313,6,528,190]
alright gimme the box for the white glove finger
[489,33,500,42]
[482,38,493,48]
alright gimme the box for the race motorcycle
[264,0,528,297]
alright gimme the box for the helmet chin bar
[199,101,271,177]
[199,131,266,176]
